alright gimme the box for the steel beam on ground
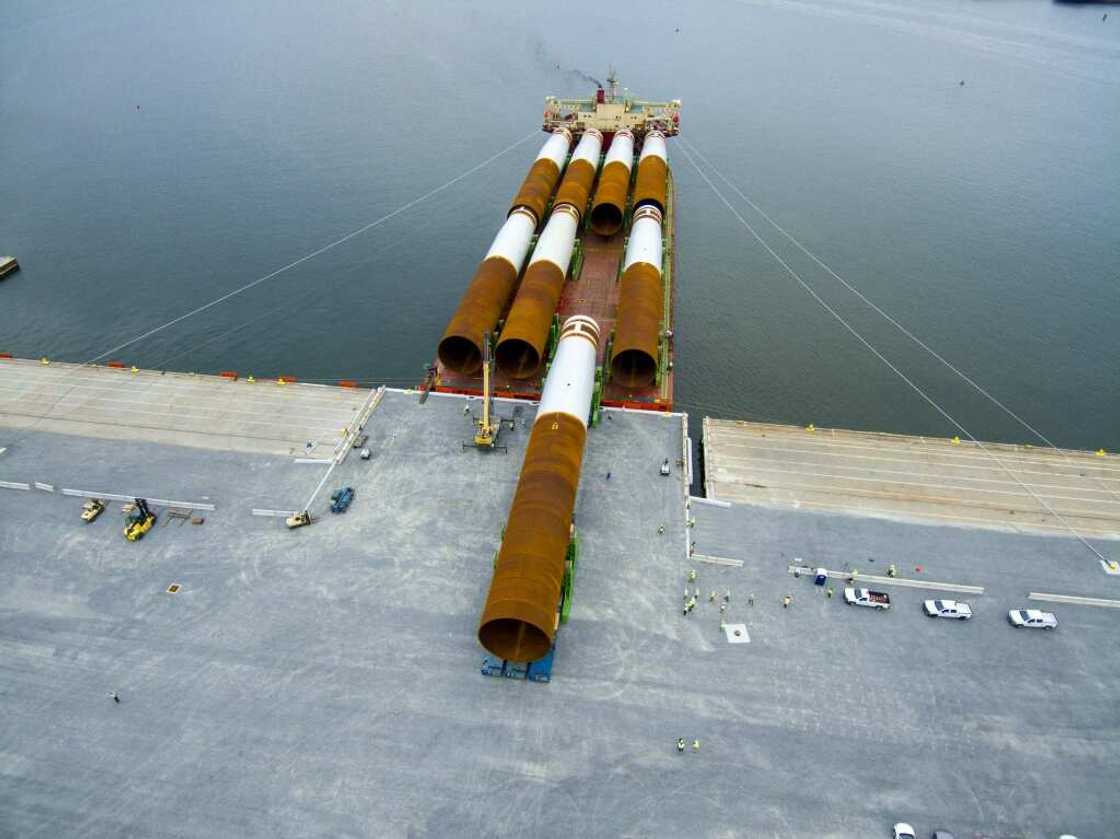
[1028,592,1120,609]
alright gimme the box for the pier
[1,360,1117,836]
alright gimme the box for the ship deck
[433,170,676,411]
[1,365,1118,837]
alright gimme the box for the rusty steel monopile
[611,205,663,388]
[494,204,581,379]
[437,130,572,375]
[478,316,600,662]
[509,128,572,227]
[588,129,634,237]
[551,128,603,222]
[494,129,603,379]
[632,130,668,215]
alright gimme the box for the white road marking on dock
[1027,592,1120,609]
[59,488,216,511]
[0,480,31,491]
[690,496,732,508]
[790,565,984,595]
[694,554,744,567]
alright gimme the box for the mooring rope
[679,140,1111,564]
[681,137,1120,505]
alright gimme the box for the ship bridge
[543,73,679,139]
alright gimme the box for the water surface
[2,0,1117,450]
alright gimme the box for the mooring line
[678,141,1110,565]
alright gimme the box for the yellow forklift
[124,498,157,541]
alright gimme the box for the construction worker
[687,569,696,583]
[724,589,731,603]
[783,595,792,609]
[719,602,726,614]
[826,587,834,599]
[657,524,665,535]
[110,692,120,704]
[748,593,755,607]
[692,739,700,752]
[677,738,686,752]
[709,590,716,602]
[887,563,898,578]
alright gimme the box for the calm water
[2,0,1118,450]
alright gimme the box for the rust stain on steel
[510,158,561,225]
[495,261,566,378]
[588,160,631,236]
[633,155,667,215]
[478,412,587,662]
[437,256,519,374]
[611,262,661,387]
[552,159,598,221]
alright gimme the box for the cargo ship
[431,74,681,412]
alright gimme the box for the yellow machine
[124,498,157,541]
[286,510,312,529]
[473,332,500,448]
[81,498,105,523]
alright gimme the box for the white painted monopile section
[570,128,603,166]
[536,128,573,168]
[527,205,579,273]
[536,316,600,427]
[484,207,537,267]
[623,206,664,272]
[603,129,635,170]
[639,130,667,163]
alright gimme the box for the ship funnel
[478,316,600,662]
[588,129,634,236]
[495,204,581,379]
[611,205,663,388]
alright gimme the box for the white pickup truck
[844,587,890,609]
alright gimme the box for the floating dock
[1,362,1118,836]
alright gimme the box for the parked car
[844,587,890,609]
[1008,609,1057,629]
[893,824,916,839]
[330,487,355,514]
[923,599,972,620]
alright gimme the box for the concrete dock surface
[0,358,371,458]
[1,367,1117,837]
[704,417,1120,540]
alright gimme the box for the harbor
[1,361,1118,835]
[1,45,1117,837]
